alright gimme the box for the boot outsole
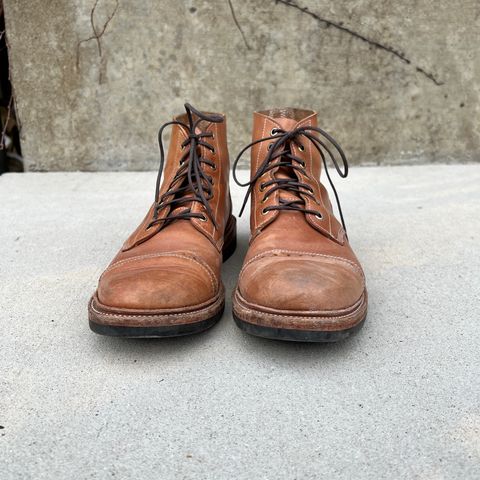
[89,308,224,338]
[233,312,366,343]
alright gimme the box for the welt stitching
[234,299,365,321]
[90,298,221,318]
[236,289,365,316]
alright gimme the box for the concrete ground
[0,165,479,479]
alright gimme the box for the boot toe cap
[97,254,217,310]
[238,254,365,312]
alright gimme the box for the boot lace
[232,125,349,232]
[148,103,223,229]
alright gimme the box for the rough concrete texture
[3,0,480,171]
[1,166,479,479]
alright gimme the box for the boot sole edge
[233,311,366,342]
[89,307,224,338]
[232,289,367,343]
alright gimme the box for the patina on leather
[88,104,236,337]
[232,108,367,342]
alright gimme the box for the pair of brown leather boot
[88,104,367,342]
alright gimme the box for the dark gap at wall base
[0,0,22,174]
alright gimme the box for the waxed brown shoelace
[148,103,223,230]
[232,125,349,232]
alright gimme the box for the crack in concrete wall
[3,0,478,170]
[275,0,444,86]
[227,0,251,51]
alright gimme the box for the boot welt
[88,285,225,338]
[232,289,367,343]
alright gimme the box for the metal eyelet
[199,214,208,222]
[211,147,216,155]
[315,213,323,220]
[270,128,278,135]
[261,196,269,203]
[268,143,274,150]
[298,145,305,152]
[211,163,217,170]
[259,183,266,192]
[262,208,269,215]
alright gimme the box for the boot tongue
[269,117,301,204]
[273,116,298,131]
[169,123,209,219]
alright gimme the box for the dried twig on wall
[0,94,12,149]
[76,0,119,84]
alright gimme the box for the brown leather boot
[232,108,367,342]
[89,104,236,337]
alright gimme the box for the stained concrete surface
[0,165,480,479]
[3,0,480,170]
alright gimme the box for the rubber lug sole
[233,312,366,343]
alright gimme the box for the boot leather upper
[237,109,366,315]
[96,112,231,312]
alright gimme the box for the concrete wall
[3,0,480,171]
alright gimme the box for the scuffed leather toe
[97,254,217,310]
[238,253,365,312]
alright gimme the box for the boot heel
[222,215,237,262]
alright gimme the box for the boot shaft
[123,105,232,251]
[247,108,346,244]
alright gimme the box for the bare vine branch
[76,0,119,83]
[1,95,13,150]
